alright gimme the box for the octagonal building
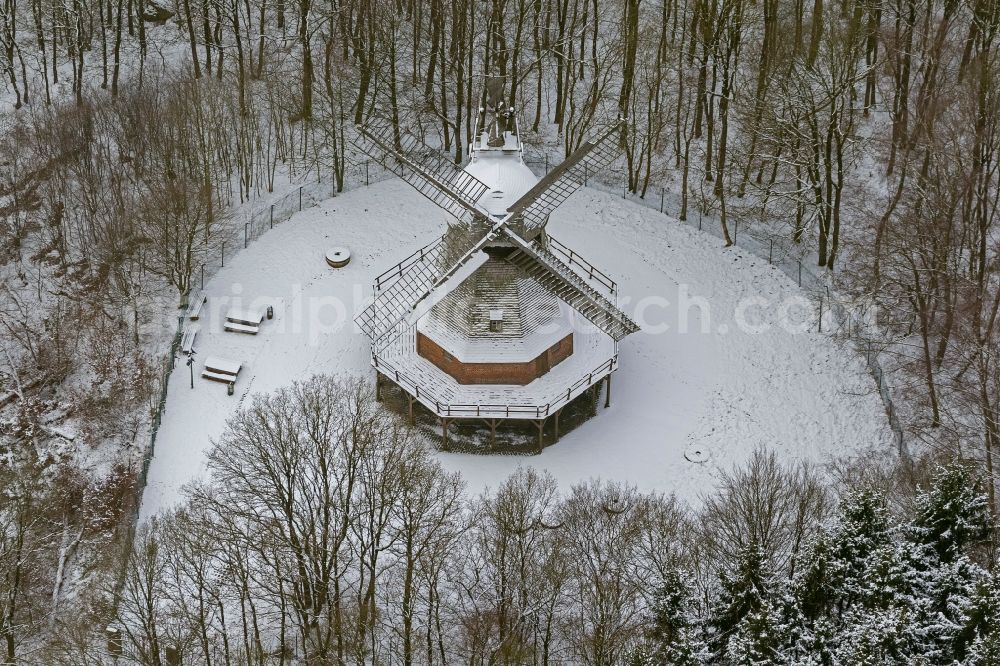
[354,76,639,448]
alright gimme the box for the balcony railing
[372,354,618,420]
[544,235,618,295]
[373,236,444,293]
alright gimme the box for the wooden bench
[224,320,260,334]
[187,292,207,320]
[202,369,237,382]
[201,356,242,384]
[180,327,198,354]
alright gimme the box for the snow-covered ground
[139,178,894,518]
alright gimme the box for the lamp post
[186,349,197,389]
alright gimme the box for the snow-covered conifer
[646,569,709,665]
[710,540,771,657]
[910,462,993,564]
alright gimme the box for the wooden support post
[604,375,612,408]
[535,419,545,452]
[554,409,561,442]
[441,418,450,449]
[407,394,415,425]
[482,419,498,448]
[375,373,382,402]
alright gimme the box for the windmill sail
[357,223,506,349]
[353,115,492,227]
[499,227,639,341]
[506,121,626,239]
[355,74,640,428]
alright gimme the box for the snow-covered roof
[423,253,560,336]
[418,299,575,363]
[376,322,617,419]
[407,248,575,362]
[464,150,538,217]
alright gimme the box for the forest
[47,378,1000,663]
[0,0,998,661]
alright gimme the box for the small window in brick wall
[489,309,504,333]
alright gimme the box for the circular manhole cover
[325,247,351,268]
[684,444,710,464]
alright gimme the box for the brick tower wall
[416,331,573,385]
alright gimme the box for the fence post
[584,163,588,186]
[768,239,773,264]
[545,153,549,173]
[270,204,274,229]
[200,264,204,290]
[299,186,303,211]
[818,296,823,333]
[221,241,225,267]
[660,187,664,213]
[798,261,802,286]
[244,222,249,248]
[366,161,370,186]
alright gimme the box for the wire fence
[112,158,400,624]
[189,152,910,465]
[523,152,908,462]
[113,145,910,648]
[129,151,910,545]
[189,160,397,293]
[111,313,183,617]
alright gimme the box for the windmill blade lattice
[356,237,449,344]
[499,227,639,341]
[353,116,492,227]
[506,121,626,239]
[357,223,506,349]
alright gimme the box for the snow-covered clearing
[139,178,894,518]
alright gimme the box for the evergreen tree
[833,606,911,665]
[902,551,984,662]
[903,462,994,661]
[726,599,789,665]
[710,541,771,657]
[793,530,836,623]
[645,569,709,665]
[792,487,894,627]
[827,487,894,611]
[910,462,993,564]
[788,616,838,665]
[959,574,1000,664]
[967,632,1000,666]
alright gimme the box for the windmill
[353,76,639,448]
